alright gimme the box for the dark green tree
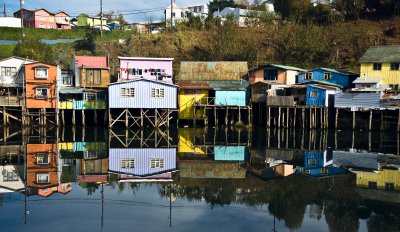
[13,39,55,64]
[208,0,238,13]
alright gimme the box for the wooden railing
[266,96,295,106]
[0,96,24,107]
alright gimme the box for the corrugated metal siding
[214,146,247,161]
[306,86,326,107]
[109,148,177,176]
[215,90,248,106]
[179,62,248,81]
[334,92,381,109]
[333,151,379,170]
[109,80,177,109]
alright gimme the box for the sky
[2,0,208,23]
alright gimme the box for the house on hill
[297,67,358,89]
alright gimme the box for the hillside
[2,17,400,77]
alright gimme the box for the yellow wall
[178,90,208,120]
[360,63,400,85]
[355,169,400,191]
[58,101,73,109]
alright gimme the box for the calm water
[0,126,399,232]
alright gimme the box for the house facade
[73,55,110,89]
[248,64,306,85]
[24,62,60,109]
[118,57,174,83]
[165,3,208,26]
[297,68,358,89]
[306,84,340,107]
[213,7,274,27]
[359,45,400,89]
[14,8,57,29]
[54,11,71,29]
[76,14,107,27]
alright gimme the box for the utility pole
[170,0,173,30]
[3,2,6,17]
[100,0,103,37]
[20,0,24,37]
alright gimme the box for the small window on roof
[305,72,312,80]
[324,72,331,80]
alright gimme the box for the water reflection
[0,127,398,231]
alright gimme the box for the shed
[334,90,382,110]
[108,79,178,109]
[250,81,286,103]
[306,84,340,107]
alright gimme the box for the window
[307,159,316,166]
[150,158,164,168]
[151,88,165,98]
[1,67,17,77]
[309,91,318,98]
[373,63,382,71]
[85,69,101,85]
[36,88,48,99]
[324,72,332,80]
[120,159,135,168]
[305,72,312,80]
[368,181,377,189]
[121,88,135,97]
[84,93,97,100]
[320,168,327,174]
[129,68,143,76]
[62,75,72,85]
[35,68,48,79]
[385,183,395,191]
[37,153,49,164]
[3,171,19,181]
[389,84,399,90]
[37,173,49,184]
[390,63,400,71]
[39,24,45,28]
[264,69,278,81]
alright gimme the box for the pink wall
[119,58,173,83]
[34,9,57,29]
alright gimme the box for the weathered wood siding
[266,96,294,106]
[361,63,400,85]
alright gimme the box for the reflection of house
[0,165,25,193]
[298,150,347,178]
[26,144,58,190]
[109,148,177,176]
[247,163,295,180]
[353,169,400,191]
[179,162,246,179]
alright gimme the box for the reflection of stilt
[101,184,104,231]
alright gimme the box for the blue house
[298,150,347,178]
[306,84,341,107]
[297,68,358,88]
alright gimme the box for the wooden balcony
[58,100,107,110]
[266,96,295,106]
[0,96,24,107]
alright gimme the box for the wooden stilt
[62,110,65,125]
[125,109,128,127]
[320,108,323,129]
[155,109,158,127]
[335,108,339,129]
[238,106,241,124]
[56,109,59,126]
[286,107,289,128]
[325,108,329,129]
[380,111,384,131]
[293,108,297,128]
[72,110,76,126]
[94,110,98,125]
[309,108,312,129]
[43,108,46,126]
[369,110,373,131]
[214,107,217,126]
[82,110,85,126]
[225,107,228,126]
[397,109,400,132]
[278,107,281,128]
[140,109,144,127]
[267,106,271,128]
[205,108,208,127]
[167,109,170,128]
[248,106,251,126]
[302,108,305,129]
[352,111,356,130]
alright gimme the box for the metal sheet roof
[179,61,248,81]
[179,80,249,90]
[75,56,108,69]
[251,64,307,72]
[359,45,400,63]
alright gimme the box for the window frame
[35,67,49,79]
[36,153,49,164]
[305,72,312,80]
[35,87,49,99]
[121,88,135,98]
[36,173,50,184]
[390,63,400,71]
[373,63,382,71]
[120,158,135,169]
[309,91,318,98]
[150,158,164,169]
[85,69,102,85]
[323,72,332,80]
[151,88,165,98]
[264,69,278,81]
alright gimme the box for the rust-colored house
[248,64,307,85]
[72,56,110,89]
[24,62,60,109]
[26,144,58,189]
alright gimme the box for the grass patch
[0,44,16,59]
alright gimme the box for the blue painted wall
[304,151,324,169]
[297,68,356,88]
[214,146,248,161]
[215,90,249,106]
[306,86,327,107]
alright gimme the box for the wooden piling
[380,111,384,131]
[61,110,65,125]
[286,107,289,128]
[293,108,297,128]
[225,107,228,126]
[352,111,356,130]
[267,106,271,128]
[397,109,400,132]
[335,108,339,129]
[72,110,76,126]
[140,109,144,127]
[214,107,217,126]
[94,110,98,125]
[302,108,305,129]
[125,109,129,127]
[278,107,281,128]
[43,108,46,126]
[82,110,85,126]
[369,110,373,131]
[56,109,59,126]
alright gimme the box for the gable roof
[0,56,36,63]
[179,61,248,81]
[251,64,307,72]
[75,56,108,69]
[312,67,358,76]
[308,84,339,91]
[359,45,400,63]
[179,80,248,90]
[301,80,343,88]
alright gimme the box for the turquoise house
[211,80,250,107]
[297,68,358,89]
[214,146,248,161]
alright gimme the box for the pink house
[14,8,71,29]
[118,57,174,84]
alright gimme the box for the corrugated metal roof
[179,61,248,81]
[302,80,343,88]
[118,57,174,61]
[353,77,381,84]
[75,56,108,69]
[179,80,249,90]
[109,78,178,87]
[313,67,358,76]
[359,45,400,63]
[308,84,339,91]
[251,64,307,72]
